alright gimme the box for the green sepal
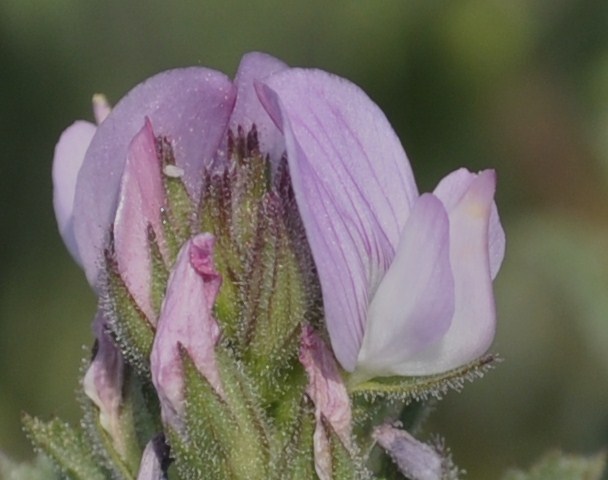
[269,397,316,480]
[199,169,242,340]
[229,131,268,252]
[156,136,194,259]
[148,225,169,316]
[0,452,59,480]
[323,417,365,480]
[21,414,106,480]
[502,450,607,480]
[243,193,307,388]
[165,424,230,480]
[180,346,269,480]
[349,354,499,402]
[104,249,154,376]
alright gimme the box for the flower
[53,52,504,388]
[256,74,505,379]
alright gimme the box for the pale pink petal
[113,119,167,323]
[136,435,169,480]
[399,171,497,374]
[52,120,96,266]
[150,234,223,431]
[258,69,418,372]
[373,424,443,480]
[73,69,236,287]
[433,168,505,279]
[357,194,454,378]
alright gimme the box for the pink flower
[53,52,505,387]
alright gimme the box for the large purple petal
[73,69,236,286]
[113,120,166,323]
[433,168,505,279]
[401,171,497,375]
[150,234,223,431]
[257,69,418,371]
[231,52,288,163]
[357,194,454,378]
[52,120,96,267]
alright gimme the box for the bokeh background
[1,1,608,478]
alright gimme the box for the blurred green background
[1,0,607,478]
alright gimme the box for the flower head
[54,53,504,383]
[48,51,506,479]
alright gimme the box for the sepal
[21,414,106,480]
[104,246,155,376]
[349,354,499,402]
[156,136,195,260]
[243,191,307,393]
[176,347,269,479]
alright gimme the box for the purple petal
[52,120,96,267]
[150,234,223,431]
[299,326,352,479]
[357,194,454,378]
[83,309,125,449]
[113,120,167,323]
[257,69,418,371]
[433,168,505,279]
[73,69,236,286]
[231,52,288,163]
[403,171,497,374]
[373,424,443,480]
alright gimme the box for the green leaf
[22,414,106,480]
[502,450,607,480]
